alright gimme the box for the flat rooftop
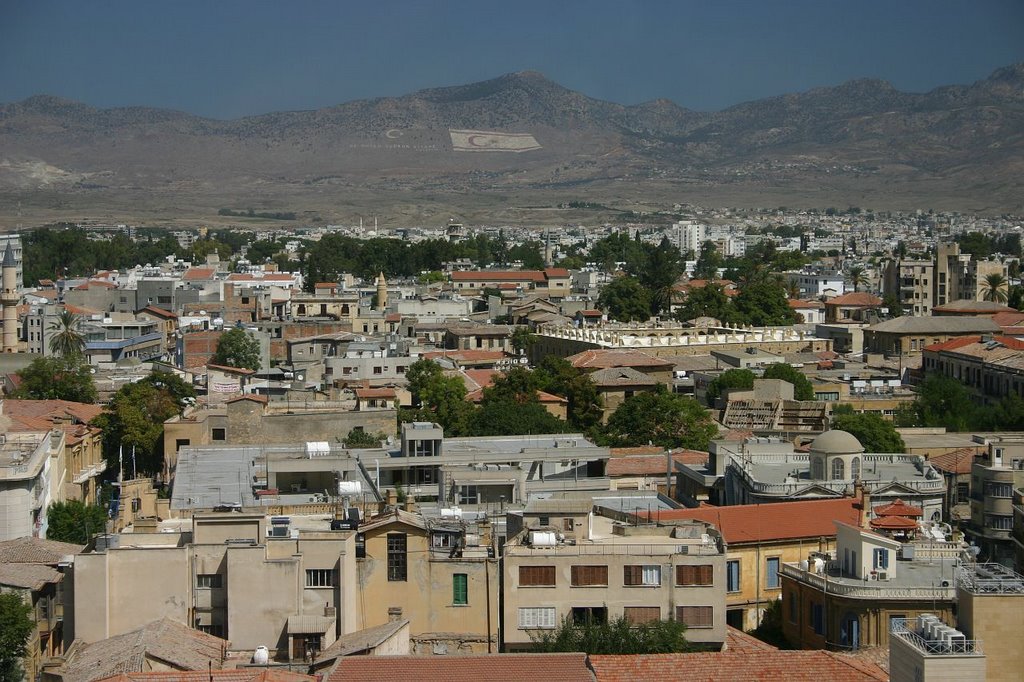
[741,453,936,486]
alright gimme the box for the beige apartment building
[68,513,360,661]
[501,512,727,651]
[356,508,499,654]
[967,434,1024,567]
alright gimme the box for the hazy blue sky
[2,1,1022,119]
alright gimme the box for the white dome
[810,430,864,456]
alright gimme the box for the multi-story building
[888,614,985,682]
[68,513,360,659]
[0,429,66,541]
[356,508,499,654]
[785,270,846,299]
[921,334,1024,405]
[863,316,1001,356]
[935,242,1007,307]
[501,514,727,651]
[672,221,707,255]
[781,520,962,651]
[449,269,571,299]
[882,259,934,316]
[638,498,862,631]
[967,434,1024,567]
[954,562,1024,681]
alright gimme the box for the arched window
[832,458,845,480]
[850,457,861,480]
[811,457,824,480]
[341,304,350,316]
[297,304,306,316]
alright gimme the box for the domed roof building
[809,430,865,482]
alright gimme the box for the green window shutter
[453,573,468,605]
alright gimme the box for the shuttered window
[623,606,661,625]
[571,565,608,587]
[675,564,714,586]
[676,606,714,628]
[519,565,556,586]
[518,607,557,629]
[453,573,468,605]
[623,565,661,586]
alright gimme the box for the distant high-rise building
[673,221,707,255]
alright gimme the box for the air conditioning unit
[875,571,889,581]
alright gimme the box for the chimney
[854,480,871,528]
[388,606,403,622]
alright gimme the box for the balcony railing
[780,563,956,600]
[890,619,982,656]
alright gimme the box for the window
[571,606,607,625]
[726,560,740,593]
[623,606,661,625]
[563,518,575,532]
[831,458,845,480]
[519,565,556,587]
[676,606,713,629]
[453,573,468,605]
[196,574,222,588]
[872,548,889,571]
[676,564,714,586]
[811,457,824,480]
[305,569,335,588]
[518,607,556,629]
[811,603,825,635]
[571,565,609,587]
[851,457,860,480]
[623,565,661,587]
[212,428,226,441]
[766,558,780,589]
[987,514,1013,531]
[956,483,970,504]
[387,534,407,582]
[175,438,190,452]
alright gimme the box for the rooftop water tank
[337,481,362,496]
[253,646,269,665]
[530,531,557,547]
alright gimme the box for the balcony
[780,561,957,601]
[890,618,982,656]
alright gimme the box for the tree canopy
[597,276,651,323]
[470,367,567,437]
[46,499,108,544]
[48,310,86,357]
[0,592,34,681]
[831,409,905,453]
[603,387,718,450]
[211,328,261,371]
[531,616,689,655]
[761,363,815,401]
[92,372,196,476]
[532,355,603,434]
[13,355,97,403]
[705,369,755,407]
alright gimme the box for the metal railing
[957,563,1024,594]
[890,618,982,655]
[780,563,956,600]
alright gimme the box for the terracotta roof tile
[589,650,888,681]
[96,673,313,682]
[828,292,882,306]
[325,653,594,682]
[567,349,674,370]
[639,498,861,545]
[928,447,977,475]
[606,451,708,476]
[0,536,84,564]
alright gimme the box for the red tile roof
[544,267,570,278]
[355,388,397,399]
[96,673,314,682]
[873,499,923,517]
[639,498,862,545]
[924,334,1024,352]
[828,292,882,306]
[325,653,594,682]
[421,350,510,362]
[182,267,217,281]
[869,515,919,530]
[206,364,257,375]
[928,447,977,475]
[225,394,268,405]
[606,451,708,476]
[567,349,674,370]
[724,626,778,653]
[451,270,546,282]
[589,650,887,682]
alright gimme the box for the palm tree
[48,310,86,357]
[981,272,1009,303]
[848,266,867,293]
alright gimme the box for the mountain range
[1,64,1023,227]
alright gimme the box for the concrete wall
[957,588,1024,682]
[226,544,299,653]
[889,633,985,682]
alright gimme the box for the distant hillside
[1,64,1022,225]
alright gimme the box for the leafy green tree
[13,355,97,403]
[0,592,34,681]
[882,292,904,318]
[762,363,815,400]
[597,276,651,323]
[705,369,755,407]
[980,272,1009,303]
[603,386,717,449]
[692,240,723,280]
[211,328,261,371]
[748,599,792,649]
[904,374,978,432]
[831,409,905,453]
[634,236,683,316]
[532,356,603,433]
[401,359,475,436]
[48,310,86,357]
[511,326,537,356]
[531,616,688,654]
[470,367,567,436]
[92,372,197,475]
[344,428,389,448]
[732,281,798,326]
[674,283,733,324]
[46,499,107,544]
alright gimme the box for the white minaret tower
[1,242,18,353]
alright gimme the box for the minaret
[1,242,18,353]
[375,272,388,311]
[544,226,553,268]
